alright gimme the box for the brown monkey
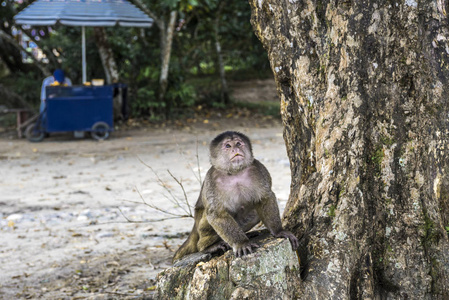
[173,131,298,262]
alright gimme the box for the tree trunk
[213,1,230,105]
[159,11,177,107]
[93,27,124,119]
[93,27,119,84]
[250,1,449,299]
[130,1,178,116]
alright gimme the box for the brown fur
[173,131,298,262]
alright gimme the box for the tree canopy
[0,0,271,118]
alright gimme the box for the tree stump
[155,232,302,299]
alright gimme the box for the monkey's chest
[216,171,263,211]
[221,183,261,212]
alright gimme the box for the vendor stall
[26,85,117,142]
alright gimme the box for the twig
[175,137,203,185]
[167,169,192,217]
[195,138,203,186]
[115,206,189,223]
[137,155,194,210]
[116,154,200,225]
[135,188,187,217]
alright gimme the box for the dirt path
[0,114,291,299]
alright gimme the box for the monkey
[173,131,298,262]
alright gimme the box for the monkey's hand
[275,230,299,250]
[234,242,259,257]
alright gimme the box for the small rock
[96,232,114,238]
[7,214,23,221]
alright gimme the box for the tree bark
[213,1,230,104]
[159,10,177,106]
[250,1,449,299]
[131,0,178,115]
[93,27,119,84]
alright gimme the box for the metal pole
[82,26,87,83]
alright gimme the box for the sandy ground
[0,82,291,299]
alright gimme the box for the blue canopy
[14,0,153,27]
[14,0,153,83]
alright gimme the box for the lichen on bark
[250,0,449,298]
[155,234,302,299]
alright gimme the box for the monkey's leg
[256,192,283,233]
[173,230,200,262]
[256,192,299,250]
[206,210,259,257]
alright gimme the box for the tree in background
[0,0,271,119]
[250,0,449,298]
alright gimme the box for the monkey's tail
[173,224,200,263]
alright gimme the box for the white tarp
[14,0,153,27]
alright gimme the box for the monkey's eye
[225,144,231,148]
[236,142,241,147]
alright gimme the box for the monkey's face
[210,133,254,173]
[224,138,247,163]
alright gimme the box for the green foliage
[2,0,272,119]
[166,82,196,107]
[134,86,159,114]
[1,71,42,107]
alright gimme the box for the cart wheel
[25,122,45,142]
[91,122,110,140]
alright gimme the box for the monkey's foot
[173,252,212,268]
[204,240,231,255]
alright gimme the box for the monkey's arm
[206,208,259,257]
[256,191,299,250]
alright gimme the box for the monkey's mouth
[231,153,243,160]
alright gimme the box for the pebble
[77,215,89,222]
[1,205,174,230]
[6,214,23,221]
[96,232,114,238]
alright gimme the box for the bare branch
[115,206,189,223]
[137,155,191,213]
[130,0,163,30]
[167,169,192,217]
[135,188,187,217]
[0,29,51,76]
[117,155,197,225]
[175,138,203,185]
[195,139,203,186]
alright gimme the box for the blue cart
[26,85,114,142]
